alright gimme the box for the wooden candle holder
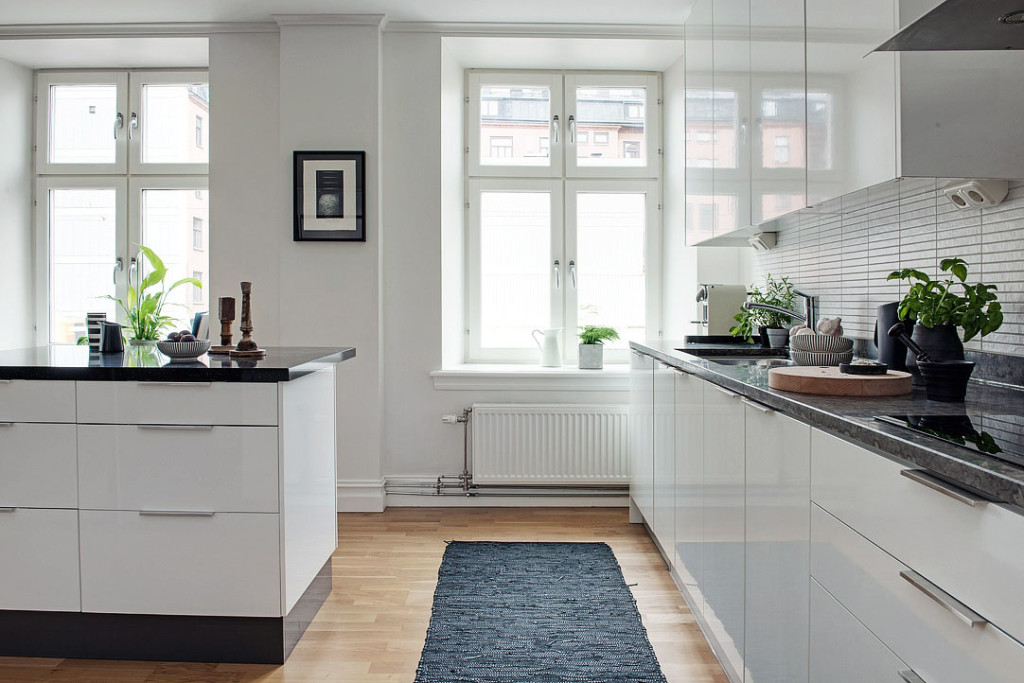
[209,296,236,354]
[230,282,266,359]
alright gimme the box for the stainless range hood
[875,0,1024,51]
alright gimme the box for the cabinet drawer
[80,510,281,617]
[0,380,75,423]
[0,423,77,508]
[0,508,80,611]
[76,381,278,426]
[812,503,1024,683]
[810,578,908,683]
[811,428,1024,642]
[78,425,279,513]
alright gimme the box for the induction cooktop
[875,413,1024,469]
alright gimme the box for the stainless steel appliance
[694,284,748,336]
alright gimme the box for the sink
[701,356,795,367]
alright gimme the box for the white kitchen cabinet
[652,361,675,555]
[629,351,654,523]
[673,369,704,614]
[0,423,77,508]
[811,428,1024,643]
[744,399,810,683]
[702,381,746,683]
[0,380,76,423]
[0,508,80,611]
[76,380,278,426]
[77,424,279,513]
[682,0,715,245]
[809,578,909,683]
[79,510,281,617]
[812,503,1024,683]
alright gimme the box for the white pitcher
[532,328,562,367]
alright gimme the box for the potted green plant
[578,325,619,370]
[730,274,796,348]
[888,257,1002,368]
[104,245,201,345]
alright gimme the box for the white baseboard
[336,478,386,513]
[385,494,627,508]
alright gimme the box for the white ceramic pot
[578,343,604,370]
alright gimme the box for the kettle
[531,328,562,367]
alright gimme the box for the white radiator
[470,404,630,485]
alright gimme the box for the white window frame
[128,70,210,175]
[564,179,661,365]
[564,73,660,179]
[36,72,129,175]
[466,177,564,362]
[34,176,128,345]
[467,72,563,178]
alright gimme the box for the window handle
[569,260,577,289]
[128,112,138,141]
[552,115,560,144]
[554,260,561,289]
[113,257,123,285]
[568,115,576,144]
[128,256,138,288]
[114,112,123,140]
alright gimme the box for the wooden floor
[0,508,727,683]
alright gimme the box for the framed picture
[293,151,366,241]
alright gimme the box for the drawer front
[76,381,278,426]
[80,510,281,617]
[78,425,279,513]
[0,380,76,423]
[812,503,1024,683]
[811,428,1024,641]
[0,423,77,508]
[810,578,908,683]
[0,508,80,611]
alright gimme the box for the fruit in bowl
[157,335,211,362]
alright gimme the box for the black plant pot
[906,324,964,382]
[918,360,976,402]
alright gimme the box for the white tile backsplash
[751,179,1024,356]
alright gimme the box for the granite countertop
[0,345,356,382]
[633,339,1024,509]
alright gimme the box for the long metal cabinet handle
[712,384,740,399]
[899,670,927,683]
[139,510,216,517]
[740,397,773,414]
[138,381,213,387]
[900,469,989,507]
[899,569,987,628]
[137,425,214,431]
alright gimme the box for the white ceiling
[0,0,690,27]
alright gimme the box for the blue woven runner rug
[413,541,668,683]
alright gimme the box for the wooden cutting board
[768,366,912,396]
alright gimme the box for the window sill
[431,364,630,392]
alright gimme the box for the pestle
[888,322,933,363]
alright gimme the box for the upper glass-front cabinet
[37,71,210,176]
[468,72,660,179]
[712,0,751,236]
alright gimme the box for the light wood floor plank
[0,508,727,683]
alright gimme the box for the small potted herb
[578,325,619,370]
[887,257,1002,364]
[730,274,796,348]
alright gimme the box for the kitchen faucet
[742,290,816,327]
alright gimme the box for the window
[774,135,790,164]
[192,271,203,303]
[36,71,209,344]
[490,136,513,158]
[466,71,661,364]
[195,115,203,148]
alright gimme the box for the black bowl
[917,360,976,402]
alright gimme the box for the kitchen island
[0,345,355,664]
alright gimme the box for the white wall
[0,57,34,350]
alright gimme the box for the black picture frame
[293,151,366,241]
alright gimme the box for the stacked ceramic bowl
[157,339,212,362]
[789,334,854,366]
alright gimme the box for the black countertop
[633,339,1024,509]
[0,346,356,382]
